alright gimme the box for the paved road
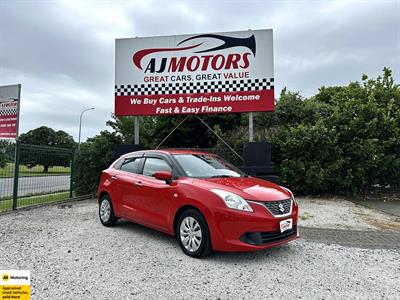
[300,226,400,249]
[0,175,70,198]
[351,198,400,217]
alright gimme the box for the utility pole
[78,107,95,150]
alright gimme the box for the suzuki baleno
[97,150,299,258]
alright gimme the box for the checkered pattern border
[0,107,17,116]
[115,78,274,96]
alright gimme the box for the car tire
[99,195,118,227]
[177,209,212,258]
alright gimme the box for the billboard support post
[134,116,139,145]
[249,112,254,142]
[12,140,21,210]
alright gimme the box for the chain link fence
[0,141,90,212]
[0,142,15,203]
[361,183,400,201]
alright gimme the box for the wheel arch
[173,204,210,237]
[98,190,110,203]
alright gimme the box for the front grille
[240,226,297,246]
[263,198,292,216]
[260,226,297,244]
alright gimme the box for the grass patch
[0,191,70,212]
[0,163,70,178]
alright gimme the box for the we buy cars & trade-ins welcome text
[115,29,274,116]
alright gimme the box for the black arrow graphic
[177,34,256,56]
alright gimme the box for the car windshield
[173,154,245,178]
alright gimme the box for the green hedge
[214,68,400,195]
[73,131,122,196]
[72,68,400,196]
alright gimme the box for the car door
[113,156,144,220]
[133,156,178,231]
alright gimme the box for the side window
[120,157,143,174]
[112,158,124,170]
[142,157,171,177]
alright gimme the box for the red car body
[97,149,298,254]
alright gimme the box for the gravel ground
[1,199,399,299]
[298,197,400,231]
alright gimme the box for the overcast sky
[1,0,399,142]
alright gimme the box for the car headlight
[281,186,297,204]
[211,189,253,212]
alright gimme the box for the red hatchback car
[97,149,299,258]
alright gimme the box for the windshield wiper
[210,175,234,178]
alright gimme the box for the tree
[0,140,14,169]
[106,115,156,147]
[0,141,8,168]
[266,68,400,194]
[18,126,75,172]
[106,113,243,149]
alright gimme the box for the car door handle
[134,180,142,187]
[111,175,118,181]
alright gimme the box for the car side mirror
[154,171,173,184]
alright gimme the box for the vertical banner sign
[115,29,274,116]
[0,84,21,138]
[1,270,30,299]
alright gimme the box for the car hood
[192,176,291,201]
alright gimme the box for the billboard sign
[0,84,20,139]
[115,29,274,116]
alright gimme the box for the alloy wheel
[179,216,202,252]
[100,199,111,223]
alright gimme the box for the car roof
[120,149,217,158]
[160,149,217,155]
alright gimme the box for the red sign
[115,30,274,116]
[115,90,274,116]
[0,84,20,139]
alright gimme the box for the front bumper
[209,200,299,252]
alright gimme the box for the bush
[261,68,400,195]
[73,131,122,196]
[0,151,6,169]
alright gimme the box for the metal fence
[361,184,400,200]
[0,141,84,212]
[1,141,398,212]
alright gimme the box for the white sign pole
[16,84,21,138]
[249,112,254,142]
[134,116,139,144]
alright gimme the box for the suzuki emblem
[278,203,285,213]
